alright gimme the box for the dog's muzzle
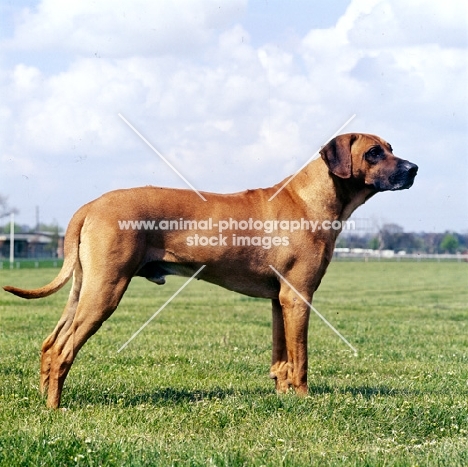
[388,161,418,191]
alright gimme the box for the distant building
[0,232,64,259]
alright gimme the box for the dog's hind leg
[40,262,83,395]
[45,274,131,408]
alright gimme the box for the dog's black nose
[408,163,418,178]
[404,162,418,178]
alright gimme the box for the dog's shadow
[68,386,270,408]
[65,383,431,409]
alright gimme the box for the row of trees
[337,223,467,254]
[1,195,62,236]
[0,222,63,235]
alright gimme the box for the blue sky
[0,0,467,233]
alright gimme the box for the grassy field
[0,259,64,270]
[0,262,468,466]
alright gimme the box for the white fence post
[9,212,14,269]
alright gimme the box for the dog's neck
[284,157,376,223]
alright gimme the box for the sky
[0,0,467,234]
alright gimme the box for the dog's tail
[3,204,89,299]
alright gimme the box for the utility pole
[9,212,14,267]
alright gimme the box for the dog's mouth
[373,161,418,192]
[388,177,415,191]
[389,161,418,191]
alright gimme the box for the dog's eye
[365,146,384,164]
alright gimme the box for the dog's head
[320,133,418,191]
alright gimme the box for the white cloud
[5,0,247,57]
[350,0,468,48]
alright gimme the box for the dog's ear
[320,134,357,179]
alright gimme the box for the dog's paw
[270,373,291,393]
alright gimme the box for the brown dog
[4,133,417,408]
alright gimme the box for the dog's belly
[136,260,279,299]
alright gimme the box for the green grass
[1,262,468,466]
[0,259,64,270]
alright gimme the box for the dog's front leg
[276,285,311,396]
[270,298,291,392]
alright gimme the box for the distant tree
[0,194,18,219]
[335,236,348,248]
[368,237,380,250]
[380,223,403,250]
[440,233,459,253]
[35,222,64,234]
[337,232,374,249]
[411,235,426,253]
[381,223,404,235]
[460,233,468,251]
[34,222,63,255]
[422,233,441,254]
[0,223,23,234]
